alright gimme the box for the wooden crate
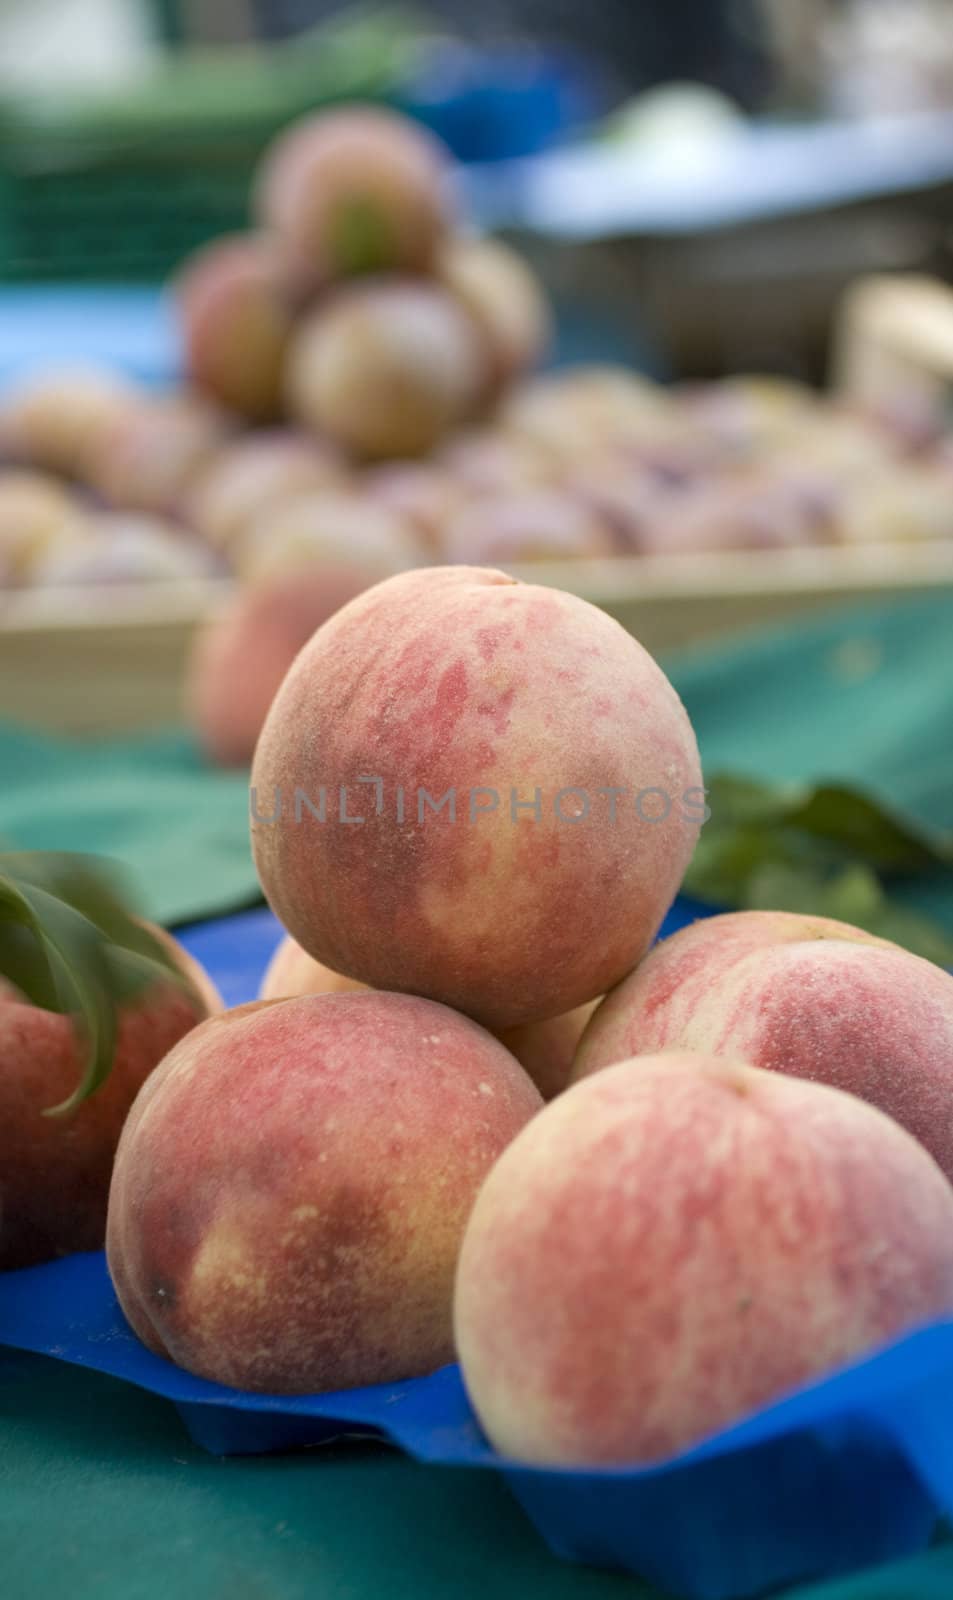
[3,542,953,738]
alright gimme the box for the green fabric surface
[1,1348,951,1600]
[0,726,254,926]
[3,590,953,1600]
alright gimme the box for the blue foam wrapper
[4,897,953,1599]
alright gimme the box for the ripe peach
[680,376,817,459]
[85,394,230,517]
[0,471,92,582]
[438,429,555,494]
[187,431,347,558]
[565,458,682,554]
[259,934,366,1001]
[573,910,953,1180]
[259,934,594,1099]
[34,514,217,588]
[0,367,137,478]
[107,991,541,1392]
[285,282,487,459]
[362,461,462,554]
[186,564,375,767]
[496,1002,598,1101]
[455,1052,953,1466]
[441,489,614,564]
[235,488,423,583]
[251,566,703,1030]
[502,369,673,462]
[175,233,299,422]
[436,235,550,390]
[0,927,220,1271]
[255,105,454,281]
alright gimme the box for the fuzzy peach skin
[496,1003,599,1101]
[255,106,454,281]
[572,909,953,1179]
[454,1052,953,1467]
[259,934,367,1001]
[259,934,594,1099]
[0,927,220,1271]
[106,991,542,1392]
[251,566,703,1030]
[176,234,298,422]
[186,564,375,768]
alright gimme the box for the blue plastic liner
[4,896,953,1599]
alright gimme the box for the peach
[259,934,594,1099]
[496,1002,598,1101]
[834,463,953,543]
[362,461,463,554]
[0,367,137,478]
[0,926,219,1271]
[438,429,556,494]
[251,565,703,1029]
[454,1052,953,1466]
[441,489,614,564]
[436,235,550,390]
[235,487,423,583]
[106,991,541,1392]
[34,514,217,588]
[0,471,92,582]
[85,393,230,517]
[680,376,818,459]
[175,233,298,422]
[186,564,375,767]
[259,934,366,1001]
[255,105,454,281]
[285,282,487,459]
[502,369,673,461]
[566,457,684,554]
[187,431,347,558]
[573,910,953,1180]
[638,472,830,556]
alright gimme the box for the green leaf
[683,772,953,968]
[0,852,190,1115]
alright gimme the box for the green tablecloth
[2,590,953,1600]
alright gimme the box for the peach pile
[251,564,703,1029]
[259,932,596,1101]
[454,1053,953,1465]
[107,992,541,1391]
[572,909,953,1181]
[0,926,220,1271]
[169,104,548,456]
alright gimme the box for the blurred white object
[0,0,156,91]
[824,0,953,119]
[607,84,744,155]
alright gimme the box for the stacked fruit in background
[3,102,953,608]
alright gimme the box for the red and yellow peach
[455,1052,953,1465]
[107,991,542,1392]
